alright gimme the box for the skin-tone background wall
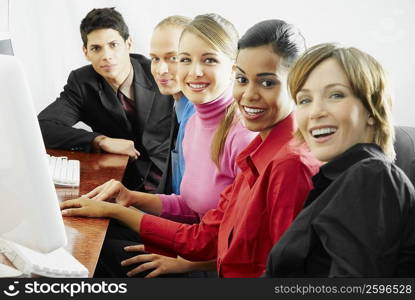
[4,0,415,126]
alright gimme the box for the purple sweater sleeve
[158,193,200,224]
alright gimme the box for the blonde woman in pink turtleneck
[72,14,255,277]
[160,87,254,223]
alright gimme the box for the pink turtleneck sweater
[158,89,257,224]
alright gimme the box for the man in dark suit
[38,7,173,193]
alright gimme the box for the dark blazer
[38,54,174,193]
[157,109,178,195]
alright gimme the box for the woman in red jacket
[60,19,321,278]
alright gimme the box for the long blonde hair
[182,13,239,168]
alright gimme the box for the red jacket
[141,114,321,277]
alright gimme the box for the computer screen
[0,54,67,253]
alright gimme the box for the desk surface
[49,149,129,277]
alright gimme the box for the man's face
[149,26,183,96]
[83,28,132,86]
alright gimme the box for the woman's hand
[84,179,132,207]
[84,180,162,215]
[60,197,144,233]
[121,245,192,278]
[60,196,116,218]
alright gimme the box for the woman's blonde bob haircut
[288,43,395,160]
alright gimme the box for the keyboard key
[46,155,80,187]
[0,239,89,278]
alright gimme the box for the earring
[368,116,375,126]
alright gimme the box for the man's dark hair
[80,7,130,48]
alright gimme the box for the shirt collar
[193,88,233,127]
[175,95,189,122]
[319,143,386,181]
[106,64,134,100]
[237,114,295,176]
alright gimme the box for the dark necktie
[117,90,136,125]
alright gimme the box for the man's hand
[96,136,140,160]
[84,179,132,207]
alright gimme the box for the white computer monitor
[0,54,67,253]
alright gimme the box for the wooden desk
[48,149,129,277]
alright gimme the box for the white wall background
[8,0,415,126]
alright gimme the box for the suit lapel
[98,82,132,133]
[131,58,156,128]
[134,83,155,126]
[96,55,156,135]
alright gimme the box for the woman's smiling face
[233,45,292,139]
[295,58,374,162]
[177,31,234,104]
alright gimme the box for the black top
[265,143,415,277]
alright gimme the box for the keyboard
[47,155,80,187]
[0,239,89,278]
